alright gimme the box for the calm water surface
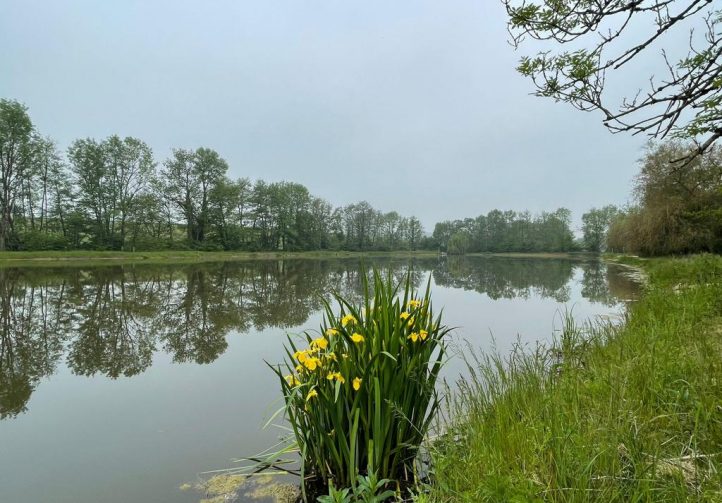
[0,256,640,503]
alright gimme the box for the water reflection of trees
[0,270,69,418]
[0,257,634,420]
[433,257,575,302]
[0,259,419,419]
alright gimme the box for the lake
[0,256,640,503]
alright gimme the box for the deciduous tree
[0,100,33,250]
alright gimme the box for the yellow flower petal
[352,377,362,391]
[341,314,357,327]
[325,328,339,337]
[351,333,365,344]
[306,389,318,401]
[311,337,328,350]
[304,357,321,371]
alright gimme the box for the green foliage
[607,141,722,256]
[352,472,397,502]
[18,230,68,251]
[68,135,156,250]
[430,255,722,501]
[271,270,450,497]
[434,208,574,253]
[581,205,618,252]
[318,473,396,503]
[447,232,470,255]
[0,97,433,253]
[0,99,33,251]
[317,482,353,503]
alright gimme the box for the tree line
[434,208,585,254]
[424,138,722,258]
[5,97,674,255]
[0,99,431,252]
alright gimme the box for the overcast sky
[1,0,649,231]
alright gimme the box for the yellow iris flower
[303,357,322,371]
[400,312,410,320]
[353,377,362,391]
[325,328,339,337]
[311,337,328,350]
[408,299,422,308]
[408,332,419,342]
[420,329,429,341]
[294,350,309,363]
[326,372,345,384]
[341,314,357,327]
[351,333,365,344]
[306,389,318,401]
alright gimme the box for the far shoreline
[0,249,602,268]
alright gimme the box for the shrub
[270,270,450,499]
[18,230,68,250]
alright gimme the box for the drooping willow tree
[504,0,722,161]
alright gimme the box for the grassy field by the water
[0,249,440,267]
[430,255,722,502]
[0,250,598,268]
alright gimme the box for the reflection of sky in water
[0,258,640,503]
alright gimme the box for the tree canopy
[1,96,648,255]
[0,99,435,252]
[608,140,722,255]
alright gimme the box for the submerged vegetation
[271,271,451,500]
[429,255,722,501]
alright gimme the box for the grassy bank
[430,255,722,502]
[0,249,440,267]
[0,250,593,268]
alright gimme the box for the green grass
[0,249,439,267]
[430,254,722,502]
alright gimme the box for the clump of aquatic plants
[318,473,395,503]
[270,270,450,499]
